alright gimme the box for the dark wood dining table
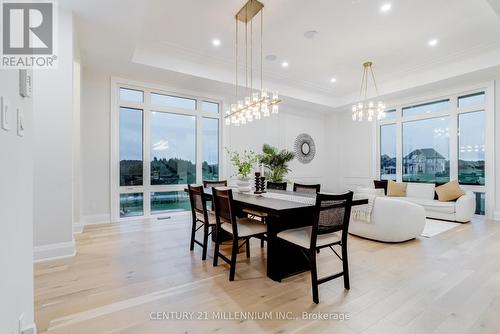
[185,187,368,282]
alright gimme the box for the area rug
[420,219,460,238]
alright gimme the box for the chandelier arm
[369,65,380,97]
[260,8,263,92]
[250,15,253,93]
[359,65,366,100]
[245,7,248,92]
[235,17,238,100]
[364,66,368,102]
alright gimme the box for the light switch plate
[17,107,24,137]
[1,96,10,131]
[19,69,33,98]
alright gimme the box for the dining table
[185,187,368,282]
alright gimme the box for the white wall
[324,110,376,192]
[226,107,328,187]
[73,60,82,233]
[0,69,35,332]
[80,69,111,224]
[33,8,76,260]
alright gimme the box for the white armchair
[349,197,426,243]
[455,191,476,223]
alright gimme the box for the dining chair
[267,181,287,191]
[293,183,321,193]
[187,185,216,260]
[212,188,267,281]
[277,191,354,304]
[203,180,228,188]
[202,180,227,211]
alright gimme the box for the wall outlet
[1,96,11,131]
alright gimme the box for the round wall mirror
[294,133,316,164]
[301,142,310,155]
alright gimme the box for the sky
[119,108,219,165]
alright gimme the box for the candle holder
[254,173,266,194]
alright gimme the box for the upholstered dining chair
[187,185,216,260]
[293,183,321,193]
[277,191,354,304]
[203,180,227,188]
[267,181,287,191]
[202,180,227,211]
[212,188,267,281]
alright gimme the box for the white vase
[236,176,252,192]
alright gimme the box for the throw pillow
[435,180,465,202]
[387,180,407,197]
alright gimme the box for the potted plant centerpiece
[227,149,258,192]
[258,144,295,184]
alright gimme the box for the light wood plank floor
[34,215,500,334]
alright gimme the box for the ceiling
[64,0,500,109]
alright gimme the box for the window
[402,99,450,117]
[120,193,144,218]
[380,124,396,180]
[202,118,219,181]
[458,111,485,185]
[150,112,196,185]
[458,92,485,109]
[151,93,197,110]
[114,84,221,220]
[383,109,397,120]
[403,117,450,183]
[119,107,143,186]
[474,192,485,215]
[151,191,190,213]
[119,88,143,103]
[202,101,219,114]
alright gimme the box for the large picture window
[403,117,450,184]
[113,84,221,220]
[380,124,396,180]
[458,111,485,185]
[119,107,143,186]
[150,112,196,185]
[377,89,488,215]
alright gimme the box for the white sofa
[395,183,476,223]
[349,196,426,243]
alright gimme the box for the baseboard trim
[494,211,500,221]
[82,213,111,226]
[34,239,76,263]
[73,222,84,234]
[22,322,37,334]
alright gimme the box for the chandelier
[225,0,281,126]
[352,61,386,122]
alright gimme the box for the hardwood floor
[34,215,500,334]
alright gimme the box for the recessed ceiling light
[281,61,289,68]
[265,54,277,61]
[330,77,337,83]
[212,39,221,47]
[428,38,439,47]
[380,3,392,13]
[304,30,318,39]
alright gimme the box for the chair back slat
[188,185,208,222]
[311,192,353,249]
[267,181,287,191]
[293,183,321,193]
[203,180,228,188]
[212,188,233,224]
